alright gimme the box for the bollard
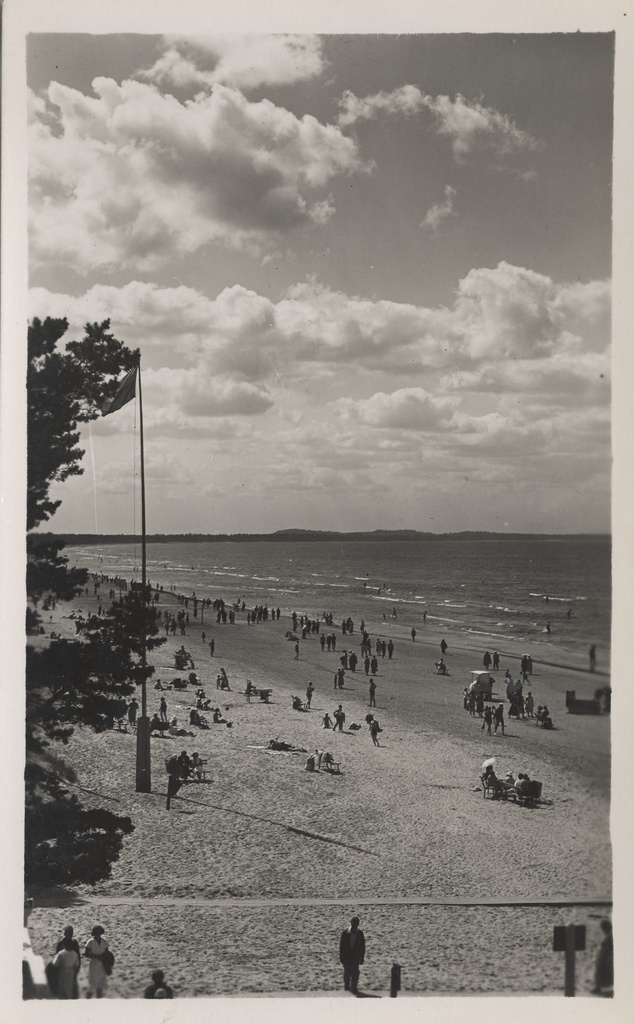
[390,962,401,997]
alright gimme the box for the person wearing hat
[144,969,174,999]
[84,925,111,998]
[339,915,366,994]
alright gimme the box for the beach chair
[480,772,506,800]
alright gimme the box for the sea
[65,536,611,666]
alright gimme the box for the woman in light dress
[84,925,110,998]
[52,938,80,999]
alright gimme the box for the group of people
[49,924,174,999]
[48,925,113,999]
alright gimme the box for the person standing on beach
[411,628,417,642]
[494,704,505,735]
[339,916,366,994]
[525,692,534,717]
[364,655,370,675]
[306,682,314,708]
[591,920,613,995]
[483,651,492,670]
[209,639,215,657]
[370,656,378,675]
[492,651,500,670]
[333,705,346,731]
[55,926,81,999]
[589,645,597,672]
[387,640,394,659]
[127,699,138,730]
[440,638,448,655]
[84,926,111,999]
[52,937,81,999]
[369,679,376,707]
[482,706,493,735]
[160,697,168,722]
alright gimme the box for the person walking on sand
[339,916,366,994]
[369,679,376,707]
[370,718,381,746]
[306,681,314,708]
[84,926,111,999]
[494,703,505,735]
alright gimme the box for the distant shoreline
[34,530,611,545]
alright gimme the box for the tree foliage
[25,317,155,888]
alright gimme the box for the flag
[100,366,137,416]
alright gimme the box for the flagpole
[135,355,151,793]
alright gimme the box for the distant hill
[32,529,610,545]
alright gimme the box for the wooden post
[553,923,585,996]
[564,923,576,997]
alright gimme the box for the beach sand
[27,580,611,998]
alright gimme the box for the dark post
[135,357,151,793]
[553,924,585,996]
[390,962,401,997]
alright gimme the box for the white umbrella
[482,757,497,769]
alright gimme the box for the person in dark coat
[339,915,366,994]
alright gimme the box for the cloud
[338,85,538,162]
[337,388,457,431]
[140,35,326,91]
[420,185,457,232]
[29,78,364,272]
[31,264,610,389]
[146,367,273,417]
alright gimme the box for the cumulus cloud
[146,367,273,417]
[31,263,610,389]
[337,388,457,431]
[140,35,326,91]
[420,185,457,233]
[338,85,538,162]
[29,78,364,272]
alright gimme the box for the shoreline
[26,567,612,997]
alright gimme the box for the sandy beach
[27,578,611,998]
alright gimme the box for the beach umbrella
[481,757,497,769]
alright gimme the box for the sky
[26,31,613,535]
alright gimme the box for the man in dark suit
[339,915,366,994]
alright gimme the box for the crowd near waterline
[35,538,611,999]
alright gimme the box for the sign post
[553,924,586,996]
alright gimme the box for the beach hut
[469,671,494,697]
